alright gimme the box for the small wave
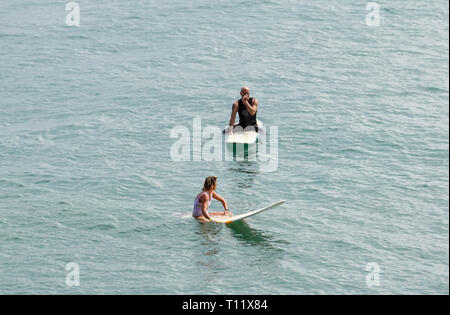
[126,16,143,21]
[66,35,91,40]
[173,213,193,219]
[0,179,25,188]
[87,223,118,231]
[34,180,51,185]
[422,86,448,93]
[132,226,153,234]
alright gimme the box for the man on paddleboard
[228,86,259,133]
[193,176,233,223]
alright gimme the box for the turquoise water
[0,0,448,294]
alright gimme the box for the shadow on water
[229,160,260,174]
[228,160,260,189]
[193,218,283,251]
[226,220,283,251]
[192,220,226,284]
[190,218,287,288]
[195,220,222,243]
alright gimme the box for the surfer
[193,176,232,223]
[227,86,259,134]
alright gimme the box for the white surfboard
[225,120,263,145]
[226,130,258,144]
[211,200,285,224]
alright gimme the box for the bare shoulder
[198,192,207,202]
[252,98,259,105]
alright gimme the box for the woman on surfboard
[193,176,232,223]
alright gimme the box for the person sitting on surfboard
[228,86,259,133]
[193,176,232,223]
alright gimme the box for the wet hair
[202,176,217,191]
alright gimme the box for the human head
[202,176,217,192]
[240,86,250,97]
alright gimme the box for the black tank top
[238,97,257,127]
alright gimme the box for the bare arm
[212,191,229,212]
[229,102,239,127]
[243,98,258,117]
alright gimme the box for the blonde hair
[202,176,217,191]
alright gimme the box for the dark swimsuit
[236,97,258,132]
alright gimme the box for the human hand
[242,94,250,104]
